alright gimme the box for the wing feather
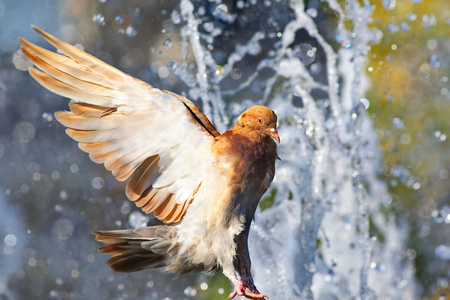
[126,156,161,201]
[68,102,116,118]
[153,195,177,220]
[29,68,115,107]
[29,25,130,82]
[19,38,119,90]
[20,26,221,223]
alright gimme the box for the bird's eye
[257,117,264,125]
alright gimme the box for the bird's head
[235,105,280,143]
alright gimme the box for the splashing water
[174,0,415,299]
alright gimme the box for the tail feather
[93,225,177,273]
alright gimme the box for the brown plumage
[19,26,280,300]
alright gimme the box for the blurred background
[0,0,448,299]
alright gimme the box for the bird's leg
[228,275,268,299]
[227,230,267,299]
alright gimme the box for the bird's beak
[269,128,280,143]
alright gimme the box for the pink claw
[228,278,268,299]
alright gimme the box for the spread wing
[19,26,221,223]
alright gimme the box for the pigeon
[19,26,280,300]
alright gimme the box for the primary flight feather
[19,26,280,299]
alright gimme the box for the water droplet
[434,131,447,142]
[49,290,58,298]
[13,49,33,71]
[400,22,410,31]
[422,14,436,28]
[184,286,197,297]
[51,171,60,180]
[4,234,17,247]
[128,211,149,228]
[305,262,316,272]
[412,181,421,190]
[98,0,106,3]
[28,258,37,266]
[432,206,450,224]
[230,68,242,80]
[42,112,53,121]
[306,8,318,18]
[310,63,321,75]
[212,4,236,23]
[198,6,206,16]
[171,9,181,24]
[406,249,417,260]
[163,38,172,48]
[87,255,95,263]
[126,26,137,38]
[439,293,448,300]
[216,65,224,76]
[407,13,417,21]
[360,98,370,109]
[20,184,30,194]
[317,99,330,109]
[370,262,385,271]
[32,172,41,181]
[429,55,440,67]
[435,245,450,260]
[13,122,35,143]
[203,22,214,33]
[115,16,124,24]
[392,117,403,129]
[439,169,449,180]
[93,14,105,26]
[426,39,438,51]
[388,23,399,34]
[71,269,80,278]
[293,44,316,65]
[69,164,79,173]
[52,219,74,240]
[158,66,170,78]
[91,177,104,189]
[382,0,396,10]
[342,40,351,48]
[390,165,411,183]
[121,202,131,215]
[59,190,68,200]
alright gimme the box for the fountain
[173,0,416,298]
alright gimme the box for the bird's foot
[228,278,268,299]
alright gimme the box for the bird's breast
[212,131,277,222]
[219,132,274,181]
